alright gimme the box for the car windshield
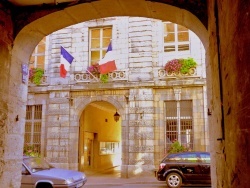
[23,157,54,173]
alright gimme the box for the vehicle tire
[166,172,182,188]
[36,183,53,188]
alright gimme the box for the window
[165,100,193,150]
[178,153,198,163]
[89,27,112,66]
[163,22,190,52]
[200,153,210,163]
[29,37,46,69]
[24,105,42,155]
[99,142,120,155]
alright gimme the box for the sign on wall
[22,64,29,84]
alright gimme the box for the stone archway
[74,94,125,173]
[74,94,125,118]
[7,0,250,187]
[2,2,210,187]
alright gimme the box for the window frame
[89,27,112,66]
[29,37,46,70]
[24,105,42,155]
[163,22,190,53]
[99,141,120,155]
[165,100,193,151]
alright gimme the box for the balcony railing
[74,69,129,83]
[158,67,197,79]
[28,67,199,85]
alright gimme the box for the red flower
[165,59,182,73]
[87,64,100,74]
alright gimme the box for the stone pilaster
[126,89,155,177]
[46,91,71,169]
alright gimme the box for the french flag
[60,46,74,78]
[99,42,117,74]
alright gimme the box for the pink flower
[165,59,182,73]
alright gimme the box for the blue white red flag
[60,46,74,78]
[98,42,117,74]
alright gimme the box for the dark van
[156,151,211,188]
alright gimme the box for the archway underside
[1,0,215,187]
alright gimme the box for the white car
[21,156,87,188]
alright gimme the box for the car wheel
[166,172,182,188]
[36,183,53,188]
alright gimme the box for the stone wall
[208,1,250,187]
[0,4,24,188]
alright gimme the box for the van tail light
[159,163,166,170]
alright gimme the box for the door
[83,132,94,169]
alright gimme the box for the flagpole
[86,69,100,82]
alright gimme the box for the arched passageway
[77,100,122,173]
[1,0,250,188]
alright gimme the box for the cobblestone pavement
[83,166,164,187]
[83,166,211,188]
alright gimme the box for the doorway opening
[78,101,122,175]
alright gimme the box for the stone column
[173,87,182,144]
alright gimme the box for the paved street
[84,166,211,188]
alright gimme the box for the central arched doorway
[78,101,122,174]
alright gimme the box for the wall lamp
[114,110,120,122]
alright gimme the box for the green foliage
[23,144,40,157]
[29,68,44,85]
[100,74,109,83]
[87,64,110,83]
[168,141,187,154]
[180,57,197,74]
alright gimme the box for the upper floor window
[29,37,46,69]
[89,27,112,66]
[163,22,190,52]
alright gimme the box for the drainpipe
[214,0,225,141]
[174,87,182,144]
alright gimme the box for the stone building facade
[1,1,250,187]
[26,16,208,177]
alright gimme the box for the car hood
[34,168,85,181]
